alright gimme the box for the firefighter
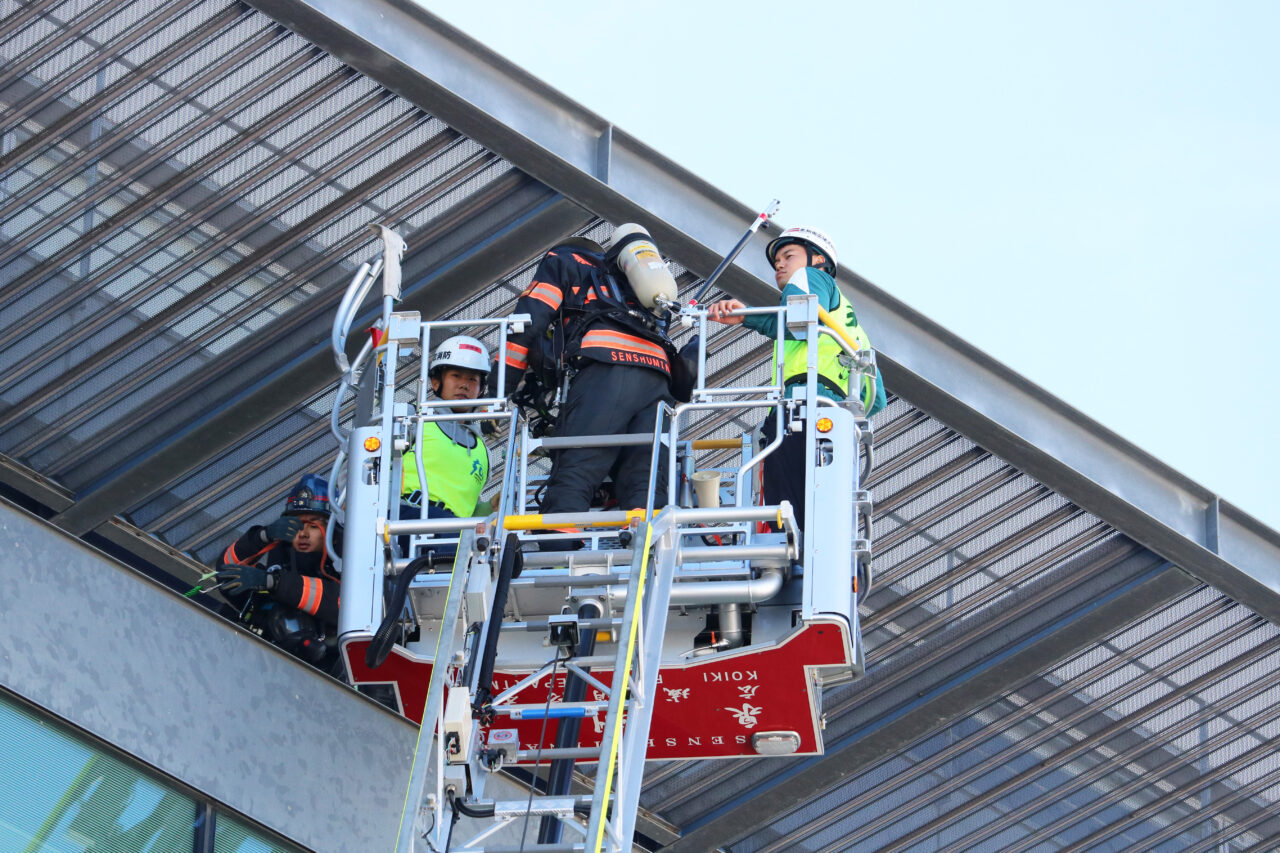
[707,225,886,531]
[499,230,681,521]
[214,474,342,673]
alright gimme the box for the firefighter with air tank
[498,225,688,521]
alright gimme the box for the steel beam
[49,188,593,536]
[245,0,1280,620]
[665,554,1200,851]
[0,452,212,590]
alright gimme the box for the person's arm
[272,572,339,626]
[222,516,303,565]
[500,250,571,392]
[222,527,274,566]
[713,267,838,339]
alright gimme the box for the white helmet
[430,335,490,377]
[765,226,839,275]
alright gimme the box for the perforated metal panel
[0,0,511,495]
[3,2,1279,851]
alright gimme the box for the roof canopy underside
[2,1,1278,850]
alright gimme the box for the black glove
[214,563,278,594]
[260,515,303,545]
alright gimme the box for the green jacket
[743,267,887,415]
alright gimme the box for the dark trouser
[760,412,808,532]
[397,501,458,563]
[539,361,673,515]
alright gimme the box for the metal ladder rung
[515,746,602,761]
[471,840,586,845]
[489,795,593,817]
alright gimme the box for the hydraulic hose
[449,795,495,819]
[366,551,435,669]
[471,533,523,714]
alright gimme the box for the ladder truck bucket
[325,232,877,850]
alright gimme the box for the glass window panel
[0,692,198,852]
[214,812,303,853]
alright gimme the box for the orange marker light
[816,417,834,434]
[364,436,381,452]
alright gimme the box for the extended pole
[689,199,780,306]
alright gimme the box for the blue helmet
[283,474,330,517]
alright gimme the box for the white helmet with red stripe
[765,225,839,276]
[430,335,490,376]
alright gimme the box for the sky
[422,1,1278,532]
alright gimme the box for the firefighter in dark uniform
[214,474,342,674]
[500,229,683,518]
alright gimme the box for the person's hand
[260,515,303,544]
[707,299,746,325]
[214,563,277,594]
[490,493,503,513]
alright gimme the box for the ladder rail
[395,530,479,853]
[586,518,657,851]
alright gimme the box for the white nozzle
[368,224,406,301]
[612,223,678,311]
[691,470,722,509]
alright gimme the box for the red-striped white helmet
[430,335,490,376]
[765,226,839,275]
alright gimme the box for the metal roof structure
[2,1,1279,851]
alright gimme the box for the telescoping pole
[689,198,781,307]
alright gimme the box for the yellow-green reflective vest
[401,422,488,517]
[779,287,877,412]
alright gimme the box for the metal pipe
[516,747,600,762]
[691,438,744,450]
[540,600,602,843]
[576,566,784,607]
[502,618,617,632]
[693,385,784,397]
[385,516,482,535]
[535,432,655,449]
[715,603,746,649]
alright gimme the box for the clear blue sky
[424,1,1278,532]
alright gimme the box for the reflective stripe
[504,340,529,370]
[580,329,666,360]
[298,576,321,616]
[522,280,562,311]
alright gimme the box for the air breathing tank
[609,223,679,312]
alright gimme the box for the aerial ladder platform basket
[324,226,877,852]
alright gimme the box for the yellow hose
[817,305,875,413]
